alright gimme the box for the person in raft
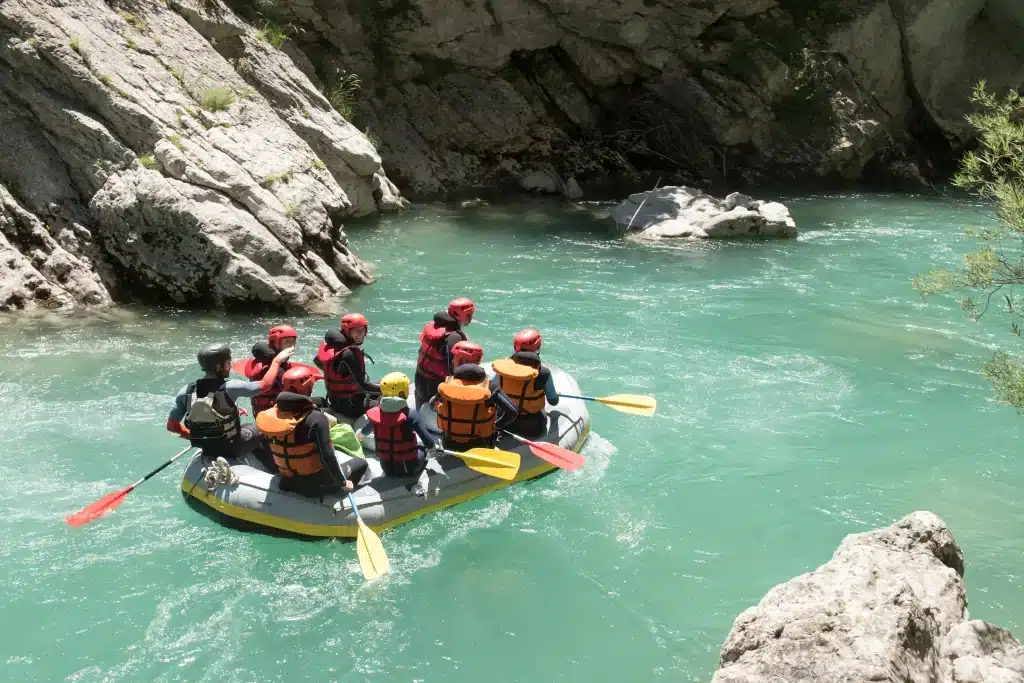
[490,328,559,438]
[314,313,380,420]
[255,365,368,497]
[434,363,518,452]
[243,325,298,417]
[167,342,294,462]
[414,297,475,409]
[360,372,443,477]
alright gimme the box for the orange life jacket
[436,378,495,444]
[255,405,323,477]
[492,358,546,415]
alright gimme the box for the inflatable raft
[180,364,591,538]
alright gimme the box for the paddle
[66,445,195,527]
[501,431,585,473]
[347,491,389,581]
[442,447,521,481]
[558,393,657,417]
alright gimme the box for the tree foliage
[914,81,1024,410]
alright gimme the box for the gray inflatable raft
[180,365,590,538]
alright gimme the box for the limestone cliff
[225,0,1024,198]
[0,0,406,313]
[709,512,1024,683]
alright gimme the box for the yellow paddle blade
[597,394,657,416]
[449,448,521,481]
[355,518,389,580]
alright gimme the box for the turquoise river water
[1,194,1022,682]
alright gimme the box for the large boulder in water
[709,511,1024,683]
[611,186,797,240]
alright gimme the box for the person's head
[452,363,487,386]
[379,372,411,400]
[513,328,542,353]
[268,324,298,352]
[452,340,483,369]
[341,313,368,344]
[511,351,541,369]
[447,297,475,327]
[198,343,232,378]
[282,365,319,396]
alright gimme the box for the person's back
[414,298,474,408]
[256,392,352,497]
[364,372,440,477]
[167,343,293,463]
[491,353,550,438]
[491,329,558,438]
[436,363,520,451]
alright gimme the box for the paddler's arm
[539,366,558,405]
[258,347,294,395]
[166,385,190,437]
[489,388,519,430]
[339,348,380,395]
[407,406,438,450]
[310,411,353,491]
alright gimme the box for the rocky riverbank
[0,0,405,313]
[709,512,1024,683]
[2,0,1022,313]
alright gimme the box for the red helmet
[282,365,319,396]
[448,298,475,325]
[341,312,368,337]
[267,324,297,351]
[513,328,542,353]
[452,340,483,365]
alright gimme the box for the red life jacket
[366,406,420,463]
[317,341,362,398]
[243,357,288,416]
[416,322,465,381]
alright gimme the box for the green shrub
[201,86,236,112]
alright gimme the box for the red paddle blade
[230,359,247,376]
[527,440,585,473]
[65,488,131,527]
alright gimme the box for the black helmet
[453,363,486,383]
[197,343,232,372]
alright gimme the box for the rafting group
[163,298,565,499]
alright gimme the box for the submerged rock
[709,511,1024,683]
[611,186,797,240]
[0,0,405,313]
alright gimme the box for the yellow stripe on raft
[180,427,591,539]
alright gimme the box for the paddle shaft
[130,445,194,490]
[347,491,365,522]
[625,176,662,231]
[558,393,598,402]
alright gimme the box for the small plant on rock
[255,22,288,48]
[118,11,147,32]
[324,71,361,120]
[139,154,157,169]
[201,86,236,112]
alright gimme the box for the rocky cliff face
[710,511,1024,683]
[3,0,1021,312]
[0,0,406,313]
[230,0,1024,198]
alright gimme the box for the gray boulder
[612,186,798,240]
[710,511,1024,683]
